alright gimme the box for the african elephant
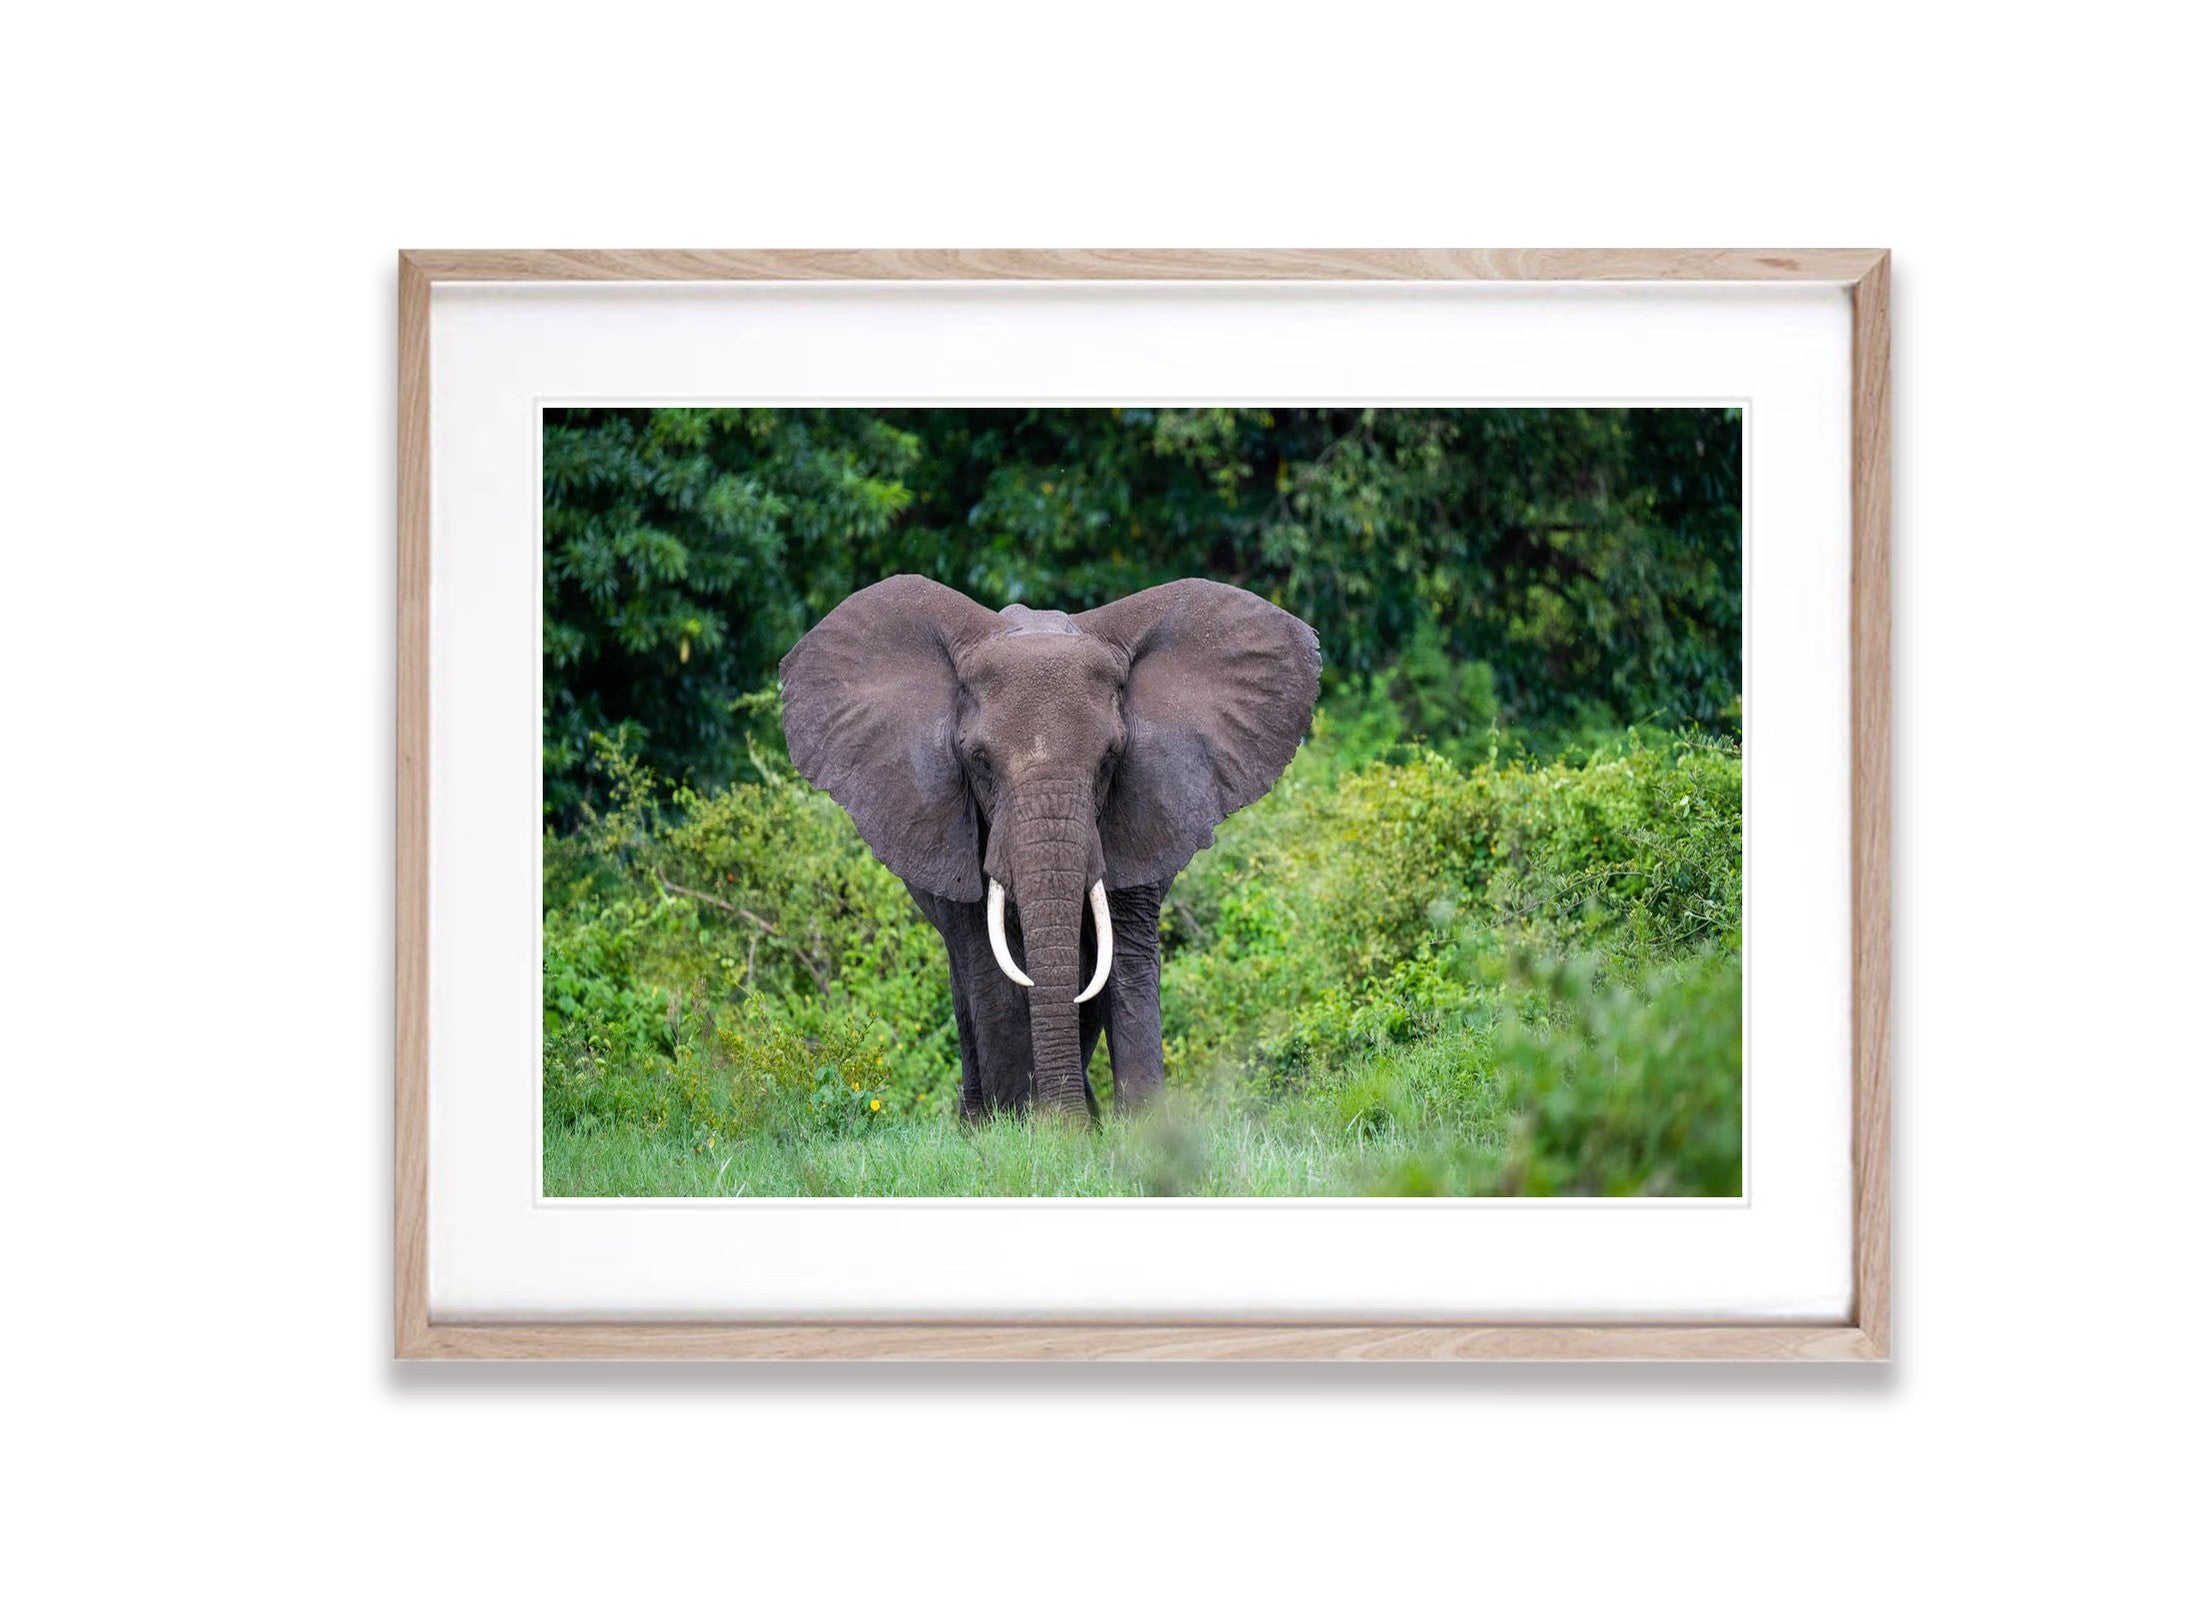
[780,576,1320,1119]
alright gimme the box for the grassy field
[548,1113,1498,1199]
[547,1019,1514,1198]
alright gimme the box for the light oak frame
[397,249,1891,1360]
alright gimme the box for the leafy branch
[654,873,833,1000]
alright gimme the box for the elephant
[780,575,1320,1119]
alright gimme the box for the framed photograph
[397,249,1889,1359]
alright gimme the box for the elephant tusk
[987,879,1034,988]
[1075,880,1113,1004]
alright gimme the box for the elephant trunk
[1001,782,1101,1116]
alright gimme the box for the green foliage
[544,409,923,817]
[543,730,953,1150]
[539,950,1740,1200]
[543,407,1740,824]
[542,895,699,1136]
[1362,952,1741,1198]
[544,984,889,1155]
[1155,727,1741,1094]
[1487,953,1742,1196]
[541,701,1742,1195]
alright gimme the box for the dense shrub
[1491,953,1742,1195]
[1360,951,1742,1197]
[1158,726,1739,1088]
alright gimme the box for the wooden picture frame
[397,249,1890,1360]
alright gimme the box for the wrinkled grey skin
[780,576,1320,1118]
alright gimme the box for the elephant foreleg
[944,954,987,1120]
[910,885,1040,1113]
[1100,880,1168,1110]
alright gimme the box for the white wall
[7,3,2191,1593]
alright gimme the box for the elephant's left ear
[1078,578,1320,887]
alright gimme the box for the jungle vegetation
[543,407,1743,1196]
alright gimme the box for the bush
[545,990,893,1152]
[543,730,960,1137]
[1489,952,1742,1196]
[1159,727,1740,1089]
[1343,950,1741,1198]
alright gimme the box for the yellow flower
[869,1098,882,1112]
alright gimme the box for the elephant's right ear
[780,575,999,902]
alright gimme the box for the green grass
[547,1084,1513,1199]
[548,999,1522,1198]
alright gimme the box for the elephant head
[780,575,1320,1113]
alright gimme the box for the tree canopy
[543,406,1740,823]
